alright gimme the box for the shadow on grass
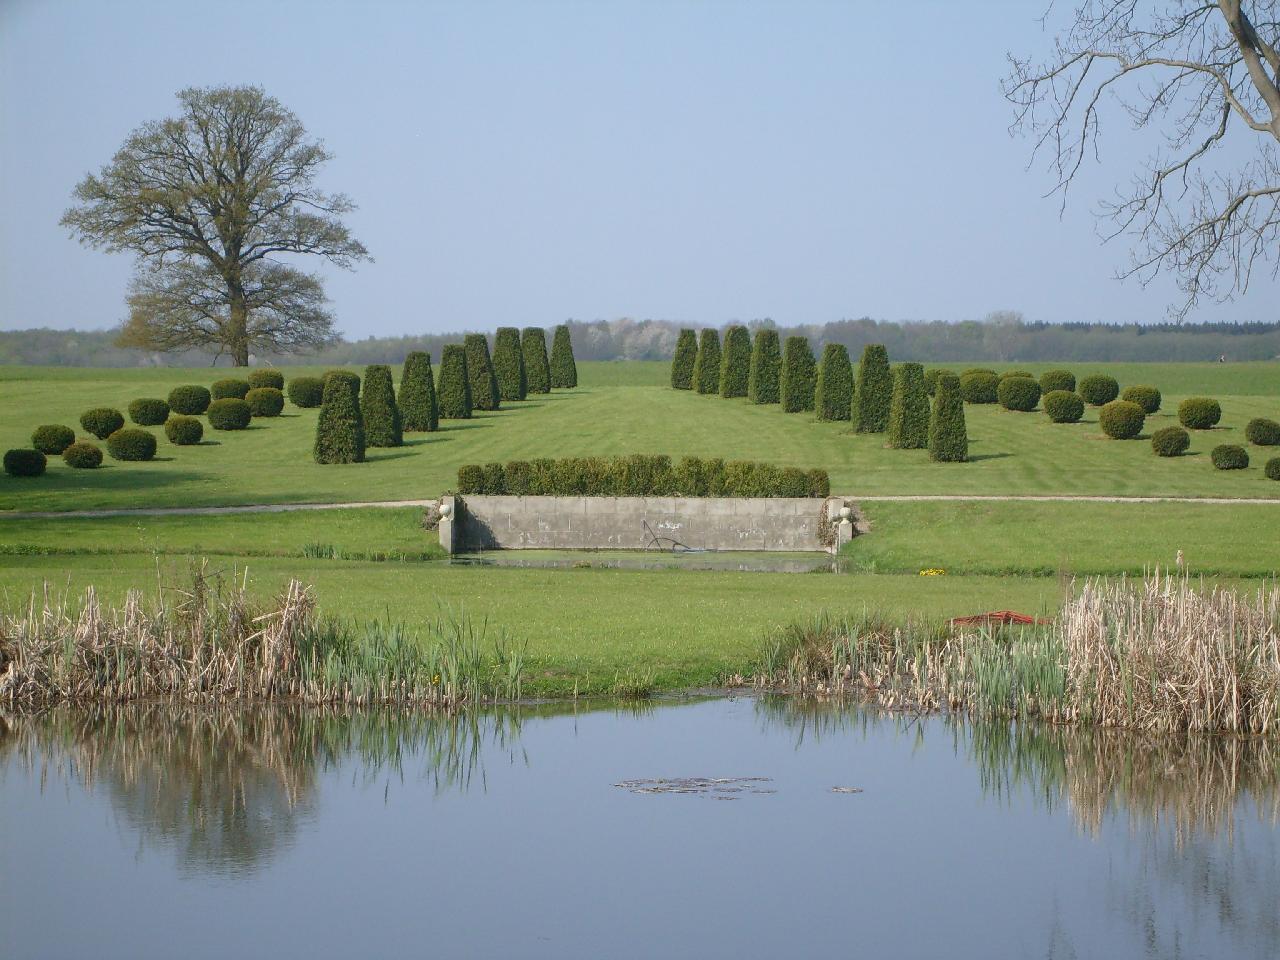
[438,421,493,431]
[967,453,1013,462]
[0,467,212,509]
[364,450,419,463]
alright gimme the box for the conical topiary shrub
[522,327,551,394]
[314,372,365,464]
[814,344,853,421]
[692,329,721,395]
[718,325,751,398]
[464,334,500,411]
[550,324,577,388]
[360,364,402,447]
[887,362,929,449]
[398,351,438,432]
[437,345,472,419]
[779,336,816,413]
[493,327,527,402]
[747,329,781,404]
[928,372,968,462]
[671,329,697,390]
[852,344,892,433]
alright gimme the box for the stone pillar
[834,502,855,553]
[438,495,456,554]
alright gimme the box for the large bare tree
[1004,1,1280,317]
[62,85,369,364]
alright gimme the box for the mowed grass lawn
[2,360,1279,512]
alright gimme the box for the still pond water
[2,697,1278,959]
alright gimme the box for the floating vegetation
[755,573,1280,734]
[614,776,776,798]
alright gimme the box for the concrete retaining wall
[439,495,863,554]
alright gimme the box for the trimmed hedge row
[550,324,577,388]
[456,455,831,498]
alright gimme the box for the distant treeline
[3,317,1279,367]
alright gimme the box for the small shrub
[1211,444,1249,470]
[961,368,996,379]
[747,329,781,404]
[245,387,285,418]
[504,460,534,495]
[492,328,527,402]
[3,449,46,477]
[550,324,578,388]
[1043,390,1084,423]
[852,344,892,432]
[887,362,929,449]
[457,456,823,497]
[692,329,722,395]
[207,398,252,430]
[127,398,170,426]
[814,343,853,421]
[211,378,250,400]
[1178,397,1222,430]
[360,365,402,447]
[165,416,204,445]
[398,352,439,431]
[996,376,1041,412]
[923,368,946,396]
[521,327,551,395]
[1099,400,1145,439]
[719,325,751,398]
[1151,426,1190,457]
[928,373,968,462]
[248,368,285,390]
[480,462,507,494]
[80,408,124,440]
[1120,385,1161,414]
[465,334,501,410]
[779,336,816,412]
[457,464,484,494]
[287,376,325,408]
[313,374,365,464]
[671,329,697,390]
[62,442,102,469]
[1266,457,1280,481]
[999,370,1034,380]
[106,428,157,461]
[31,425,75,455]
[959,371,999,404]
[1039,369,1076,394]
[167,385,212,415]
[807,468,830,498]
[437,345,472,419]
[1244,417,1280,446]
[1079,374,1120,406]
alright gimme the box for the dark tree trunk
[228,279,249,366]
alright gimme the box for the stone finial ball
[838,506,853,521]
[438,501,453,518]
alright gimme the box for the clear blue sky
[1,0,1274,337]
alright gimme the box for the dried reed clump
[0,569,524,709]
[756,573,1280,734]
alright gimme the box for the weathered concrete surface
[445,495,861,554]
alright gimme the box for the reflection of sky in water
[2,699,1278,959]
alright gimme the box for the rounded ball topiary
[1079,374,1120,406]
[246,387,285,418]
[996,375,1041,412]
[1043,390,1084,424]
[211,378,250,400]
[1099,399,1145,439]
[62,441,102,469]
[287,376,325,408]
[1151,426,1190,457]
[248,368,285,390]
[1120,385,1161,415]
[80,407,125,440]
[999,370,1035,381]
[1211,444,1249,470]
[1039,369,1076,394]
[4,448,46,477]
[1266,457,1280,481]
[961,368,997,379]
[165,416,204,445]
[128,397,170,426]
[31,424,76,455]
[106,428,157,462]
[168,385,211,415]
[1245,417,1280,446]
[207,398,252,430]
[959,370,999,404]
[1178,397,1222,430]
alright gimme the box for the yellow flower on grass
[919,568,947,577]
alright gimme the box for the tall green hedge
[398,351,439,432]
[887,362,929,449]
[747,329,781,404]
[692,329,721,394]
[492,328,527,401]
[464,334,500,411]
[852,344,892,432]
[928,372,968,462]
[718,325,751,398]
[522,327,551,394]
[360,364,403,447]
[314,371,365,464]
[779,336,816,412]
[814,343,853,421]
[437,345,472,419]
[671,329,697,389]
[550,324,577,388]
